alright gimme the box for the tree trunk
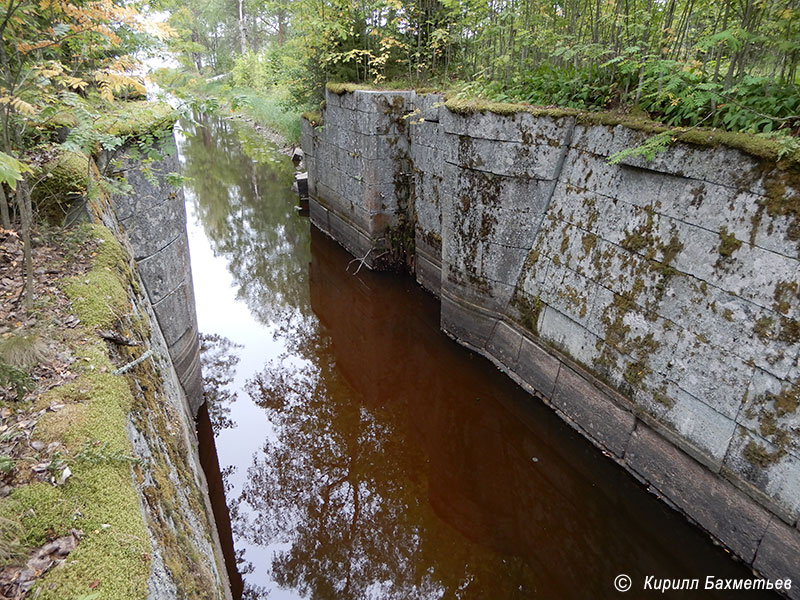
[238,0,247,54]
[17,179,33,310]
[0,184,9,229]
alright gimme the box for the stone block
[543,268,598,329]
[416,252,441,297]
[111,155,178,221]
[309,198,331,234]
[118,189,186,260]
[455,136,567,180]
[625,424,772,562]
[539,306,603,369]
[659,386,737,469]
[442,110,574,146]
[551,364,635,457]
[152,283,194,347]
[416,93,444,122]
[137,235,191,304]
[515,334,561,399]
[328,211,373,264]
[663,334,752,420]
[739,369,800,459]
[440,287,498,350]
[485,320,523,372]
[753,519,800,599]
[723,426,800,525]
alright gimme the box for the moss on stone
[511,292,544,335]
[0,224,152,598]
[445,97,578,120]
[652,388,675,409]
[778,317,800,344]
[326,82,375,95]
[772,280,798,315]
[32,150,91,223]
[62,225,131,330]
[753,316,775,341]
[743,439,785,467]
[96,101,177,139]
[773,385,799,417]
[717,226,742,258]
[301,111,322,126]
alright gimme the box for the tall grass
[228,86,302,144]
[201,80,302,144]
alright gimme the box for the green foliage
[163,0,800,145]
[0,152,31,191]
[0,363,33,401]
[609,132,674,164]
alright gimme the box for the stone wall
[302,88,800,595]
[111,153,204,414]
[94,147,232,599]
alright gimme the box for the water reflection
[234,230,773,600]
[180,116,775,600]
[180,113,312,327]
[200,333,241,434]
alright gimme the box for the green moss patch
[32,150,91,223]
[717,226,742,258]
[0,224,152,599]
[95,101,177,139]
[445,97,578,120]
[62,226,131,330]
[326,82,377,95]
[301,111,322,126]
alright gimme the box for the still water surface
[177,114,773,599]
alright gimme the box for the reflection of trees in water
[200,333,241,434]
[180,113,311,327]
[232,337,538,600]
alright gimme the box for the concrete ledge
[309,197,330,234]
[515,334,561,400]
[440,286,500,350]
[485,319,522,372]
[626,424,772,563]
[754,519,800,599]
[552,365,636,458]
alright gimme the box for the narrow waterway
[177,114,775,600]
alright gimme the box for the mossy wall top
[303,89,800,589]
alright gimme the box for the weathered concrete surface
[303,88,800,593]
[93,181,232,599]
[111,152,204,414]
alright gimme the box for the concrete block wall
[110,150,204,414]
[303,90,415,269]
[303,89,800,595]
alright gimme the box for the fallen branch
[112,349,153,375]
[97,329,139,347]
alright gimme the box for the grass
[195,79,302,145]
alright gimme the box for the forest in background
[161,0,800,139]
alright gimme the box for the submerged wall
[302,88,800,593]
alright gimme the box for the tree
[0,0,164,309]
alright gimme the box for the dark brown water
[180,114,775,599]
